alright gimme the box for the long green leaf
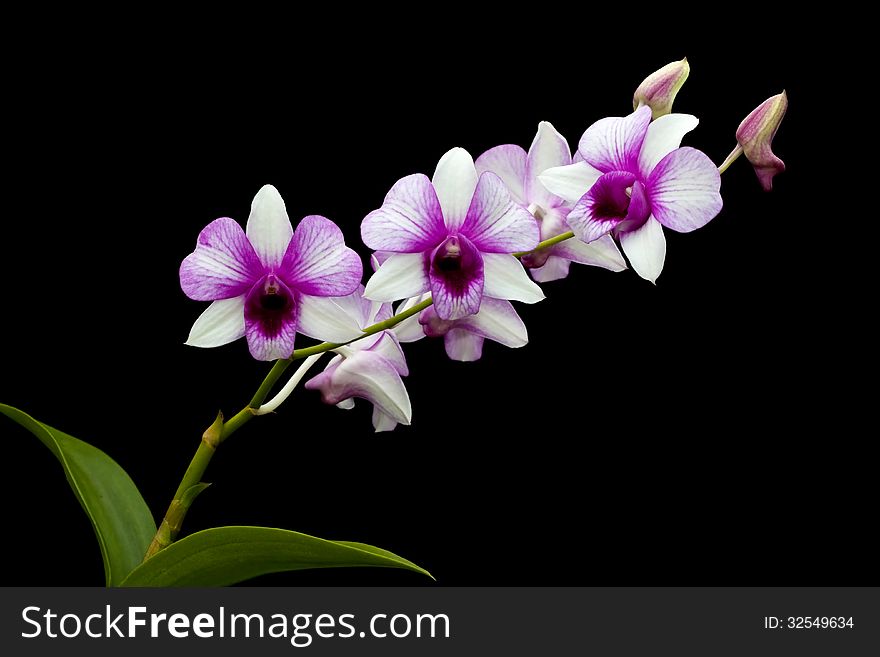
[1,403,157,586]
[121,526,432,586]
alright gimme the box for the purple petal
[619,216,666,284]
[180,217,263,301]
[578,105,652,174]
[475,144,528,205]
[444,328,484,362]
[460,172,539,253]
[566,171,638,243]
[429,235,484,320]
[647,147,722,232]
[281,215,362,296]
[305,351,411,425]
[243,274,300,360]
[433,147,478,232]
[637,113,699,178]
[363,253,430,302]
[361,174,446,252]
[246,185,294,270]
[454,297,528,348]
[525,121,571,207]
[185,296,246,347]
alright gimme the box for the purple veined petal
[537,161,604,205]
[179,217,263,301]
[454,297,528,348]
[304,350,412,425]
[185,296,246,347]
[281,215,362,296]
[615,180,651,234]
[637,113,699,178]
[393,294,431,343]
[432,147,478,232]
[482,254,545,304]
[566,171,638,243]
[363,252,430,302]
[619,216,666,284]
[360,174,447,252]
[372,407,399,433]
[578,105,652,174]
[428,235,485,320]
[460,172,540,253]
[525,121,572,207]
[529,255,572,283]
[553,233,628,272]
[243,274,300,360]
[246,185,294,270]
[444,328,485,362]
[364,331,408,376]
[297,294,365,343]
[647,147,722,232]
[475,144,528,205]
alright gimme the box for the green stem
[145,230,573,561]
[718,145,743,175]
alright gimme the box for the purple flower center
[593,172,637,223]
[245,274,296,338]
[584,170,652,236]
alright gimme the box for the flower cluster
[179,61,787,431]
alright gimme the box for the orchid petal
[429,235,484,320]
[553,234,627,272]
[281,215,362,296]
[526,121,571,206]
[578,106,652,173]
[461,172,540,253]
[482,254,545,304]
[185,296,246,347]
[566,171,638,243]
[372,407,399,433]
[454,297,528,348]
[647,147,722,232]
[619,216,666,284]
[363,253,430,302]
[637,113,699,178]
[537,161,604,204]
[475,144,527,205]
[365,331,408,376]
[360,174,446,252]
[433,147,478,231]
[297,294,365,343]
[246,184,293,270]
[338,398,356,410]
[529,255,572,282]
[179,217,262,301]
[243,277,300,361]
[444,328,485,362]
[392,295,430,343]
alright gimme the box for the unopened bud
[633,58,690,119]
[736,91,788,191]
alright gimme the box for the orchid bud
[736,91,788,191]
[633,58,690,119]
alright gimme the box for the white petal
[366,332,409,376]
[529,255,571,283]
[297,295,365,343]
[363,253,429,302]
[185,296,246,347]
[526,121,571,206]
[372,407,399,432]
[456,297,528,347]
[553,234,628,272]
[537,161,604,204]
[637,113,699,178]
[246,184,293,269]
[432,147,478,231]
[482,254,545,304]
[391,295,430,343]
[337,398,356,410]
[444,328,484,362]
[619,217,666,284]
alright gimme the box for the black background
[1,15,863,586]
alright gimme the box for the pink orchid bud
[736,91,788,191]
[633,58,690,119]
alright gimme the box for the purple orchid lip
[245,274,297,339]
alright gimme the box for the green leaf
[1,403,157,586]
[121,526,433,586]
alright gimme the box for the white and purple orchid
[540,106,722,283]
[361,148,545,320]
[475,121,626,283]
[300,289,412,432]
[180,185,363,361]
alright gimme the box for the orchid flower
[361,147,544,320]
[300,289,412,432]
[475,122,626,283]
[180,185,362,360]
[539,106,722,283]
